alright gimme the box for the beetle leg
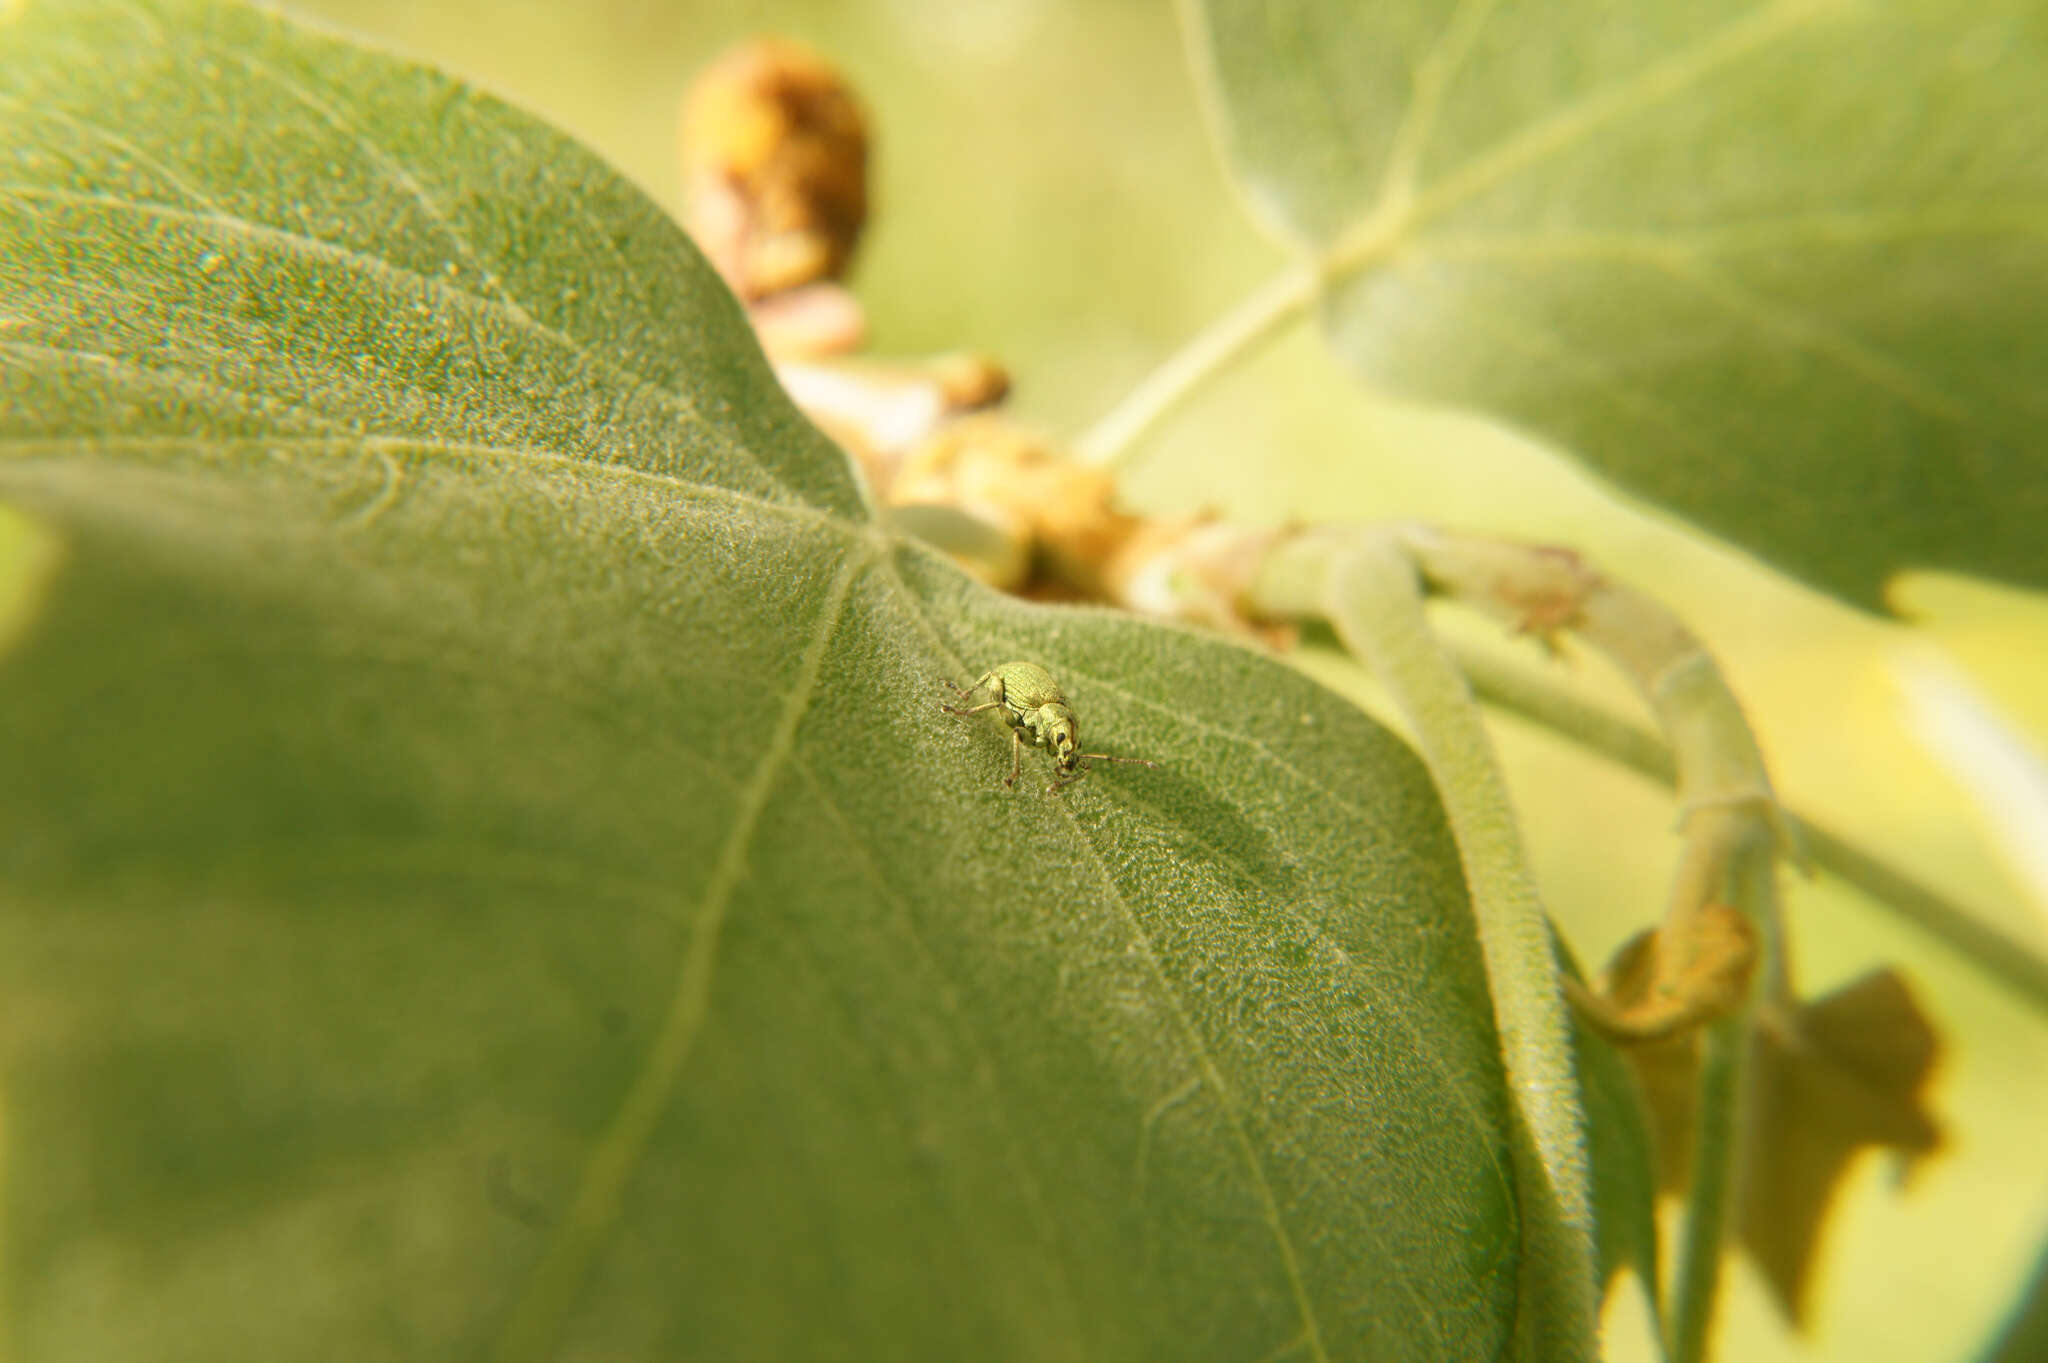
[1005,729,1023,788]
[940,674,1005,718]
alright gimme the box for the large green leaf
[1187,0,2048,609]
[0,3,1549,1358]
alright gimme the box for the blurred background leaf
[1975,1234,2048,1363]
[1187,0,2048,610]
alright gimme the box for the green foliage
[1189,0,2048,608]
[0,2,1564,1358]
[1978,1235,2048,1363]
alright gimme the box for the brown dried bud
[679,38,869,299]
[893,416,1133,598]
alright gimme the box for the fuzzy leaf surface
[0,3,1541,1359]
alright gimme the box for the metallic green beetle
[942,660,1157,789]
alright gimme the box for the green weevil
[941,660,1157,789]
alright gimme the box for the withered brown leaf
[1624,968,1943,1324]
[1574,902,1758,1043]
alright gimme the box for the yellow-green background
[45,1,2040,1357]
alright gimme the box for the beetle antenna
[1082,753,1157,768]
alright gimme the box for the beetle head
[1046,711,1081,771]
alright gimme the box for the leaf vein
[0,431,866,541]
[0,90,225,214]
[1407,233,1992,424]
[0,183,794,500]
[203,38,533,323]
[1389,280,1738,460]
[1376,0,1501,208]
[1632,248,1978,425]
[1060,657,1527,1211]
[791,757,1095,1343]
[1411,0,1848,226]
[489,550,868,1363]
[1417,205,2048,260]
[0,336,354,435]
[1067,827,1334,1363]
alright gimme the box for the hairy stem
[1667,834,1774,1363]
[1451,641,2048,1018]
[1072,262,1318,470]
[1667,1013,1746,1363]
[1302,533,1599,1360]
